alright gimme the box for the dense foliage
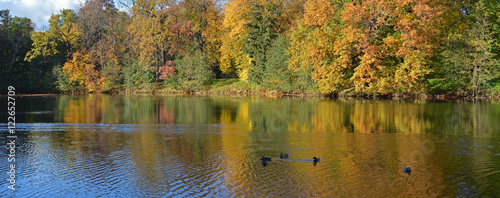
[1,0,499,96]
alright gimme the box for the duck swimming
[261,157,272,161]
[312,157,320,166]
[403,167,412,175]
[261,160,268,167]
[280,153,289,159]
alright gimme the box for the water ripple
[1,122,500,197]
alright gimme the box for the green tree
[263,35,315,92]
[243,1,281,85]
[0,10,43,92]
[442,2,499,96]
[176,51,214,89]
[121,53,139,90]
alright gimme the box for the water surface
[1,95,500,197]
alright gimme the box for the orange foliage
[63,50,101,90]
[291,0,446,93]
[345,0,444,93]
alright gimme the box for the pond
[1,95,500,197]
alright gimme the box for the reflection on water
[1,95,500,197]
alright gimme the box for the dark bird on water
[261,156,271,167]
[312,157,320,163]
[403,167,412,175]
[261,160,268,167]
[261,157,272,161]
[280,153,289,159]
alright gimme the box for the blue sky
[0,0,82,30]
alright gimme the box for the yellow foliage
[219,0,253,80]
[63,51,87,86]
[201,1,224,67]
[303,0,334,27]
[289,0,351,93]
[128,0,170,71]
[25,9,80,62]
[288,0,447,94]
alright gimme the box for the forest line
[1,0,499,97]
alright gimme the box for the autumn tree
[289,0,349,93]
[340,0,393,93]
[77,0,127,90]
[25,9,80,62]
[391,0,446,93]
[183,0,221,52]
[340,0,445,93]
[62,50,101,90]
[105,11,132,89]
[24,9,81,91]
[219,0,252,80]
[161,1,194,58]
[127,0,172,89]
[479,0,500,57]
[9,0,499,94]
[78,0,114,69]
[290,0,446,94]
[183,0,224,76]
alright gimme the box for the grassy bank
[123,78,323,97]
[108,79,498,101]
[5,78,500,101]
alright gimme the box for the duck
[403,167,412,175]
[313,157,320,163]
[261,156,272,161]
[280,153,289,159]
[261,159,268,167]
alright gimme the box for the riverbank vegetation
[1,0,500,98]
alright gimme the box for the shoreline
[3,88,498,101]
[2,78,498,101]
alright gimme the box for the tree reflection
[30,95,500,196]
